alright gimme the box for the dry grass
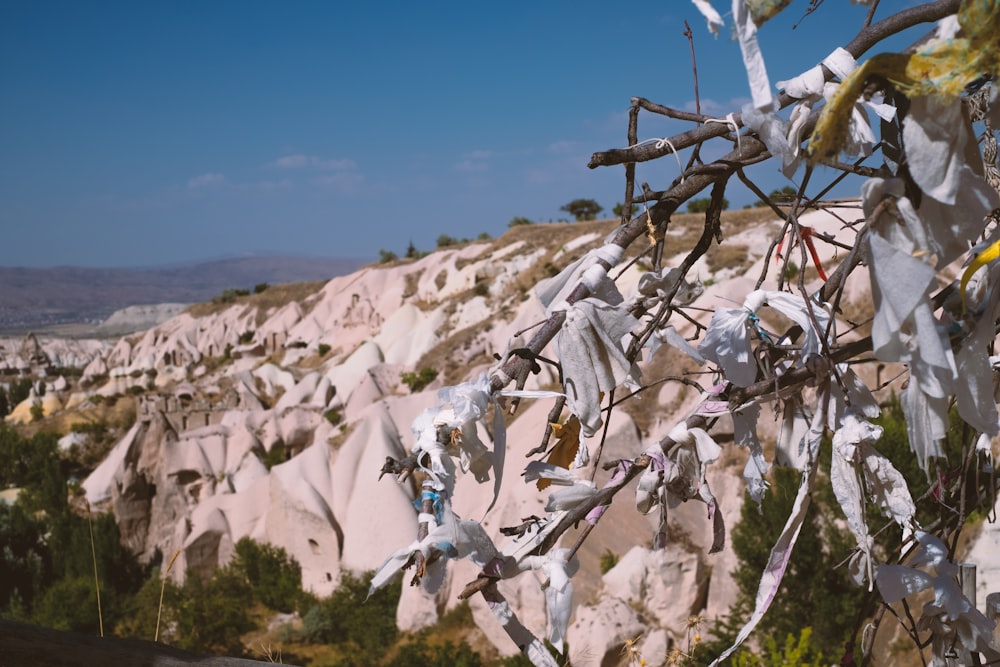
[412,322,495,386]
[402,270,423,300]
[705,243,751,274]
[184,280,327,322]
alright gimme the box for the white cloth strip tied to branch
[876,531,999,664]
[636,421,726,552]
[536,244,624,312]
[710,388,827,666]
[523,461,599,512]
[368,502,500,595]
[538,243,638,438]
[778,47,858,100]
[557,298,640,437]
[631,267,706,362]
[521,548,579,654]
[830,411,917,589]
[699,289,832,388]
[481,584,561,667]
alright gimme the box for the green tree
[755,186,798,207]
[378,248,398,263]
[301,571,401,658]
[560,198,603,221]
[232,537,303,612]
[405,241,420,259]
[704,464,864,663]
[174,566,255,656]
[0,502,50,614]
[8,379,32,409]
[31,576,104,634]
[507,216,533,228]
[613,202,638,219]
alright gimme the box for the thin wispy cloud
[546,140,578,154]
[454,149,492,173]
[187,173,225,189]
[455,159,489,173]
[311,172,365,192]
[271,154,357,170]
[683,96,751,117]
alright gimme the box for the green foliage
[378,248,399,263]
[476,231,492,240]
[436,234,458,248]
[599,549,619,574]
[253,282,270,294]
[613,201,638,219]
[115,565,183,640]
[232,537,303,613]
[318,343,332,356]
[560,198,603,221]
[507,216,533,228]
[755,186,798,207]
[300,571,401,659]
[1,428,64,513]
[262,445,286,469]
[731,628,827,667]
[173,566,255,656]
[0,426,146,632]
[237,330,255,344]
[9,378,33,408]
[391,636,484,667]
[29,403,43,421]
[31,576,105,634]
[783,260,799,282]
[405,241,420,259]
[687,197,730,213]
[707,464,864,662]
[0,387,8,419]
[401,367,438,392]
[0,502,50,613]
[212,287,250,304]
[324,409,343,426]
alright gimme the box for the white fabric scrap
[733,0,776,112]
[831,413,916,588]
[557,298,639,436]
[699,306,756,386]
[699,290,830,389]
[733,403,770,504]
[778,47,857,99]
[710,401,824,666]
[876,531,997,662]
[903,95,972,205]
[741,103,797,174]
[536,245,624,312]
[522,549,579,653]
[523,461,599,511]
[691,0,724,35]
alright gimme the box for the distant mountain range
[0,255,366,333]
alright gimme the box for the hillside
[0,255,365,334]
[6,207,997,666]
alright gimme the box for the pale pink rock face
[57,203,1000,663]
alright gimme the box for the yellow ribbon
[807,0,1000,163]
[961,237,1000,313]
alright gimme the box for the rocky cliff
[10,207,997,665]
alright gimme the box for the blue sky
[1,1,929,268]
